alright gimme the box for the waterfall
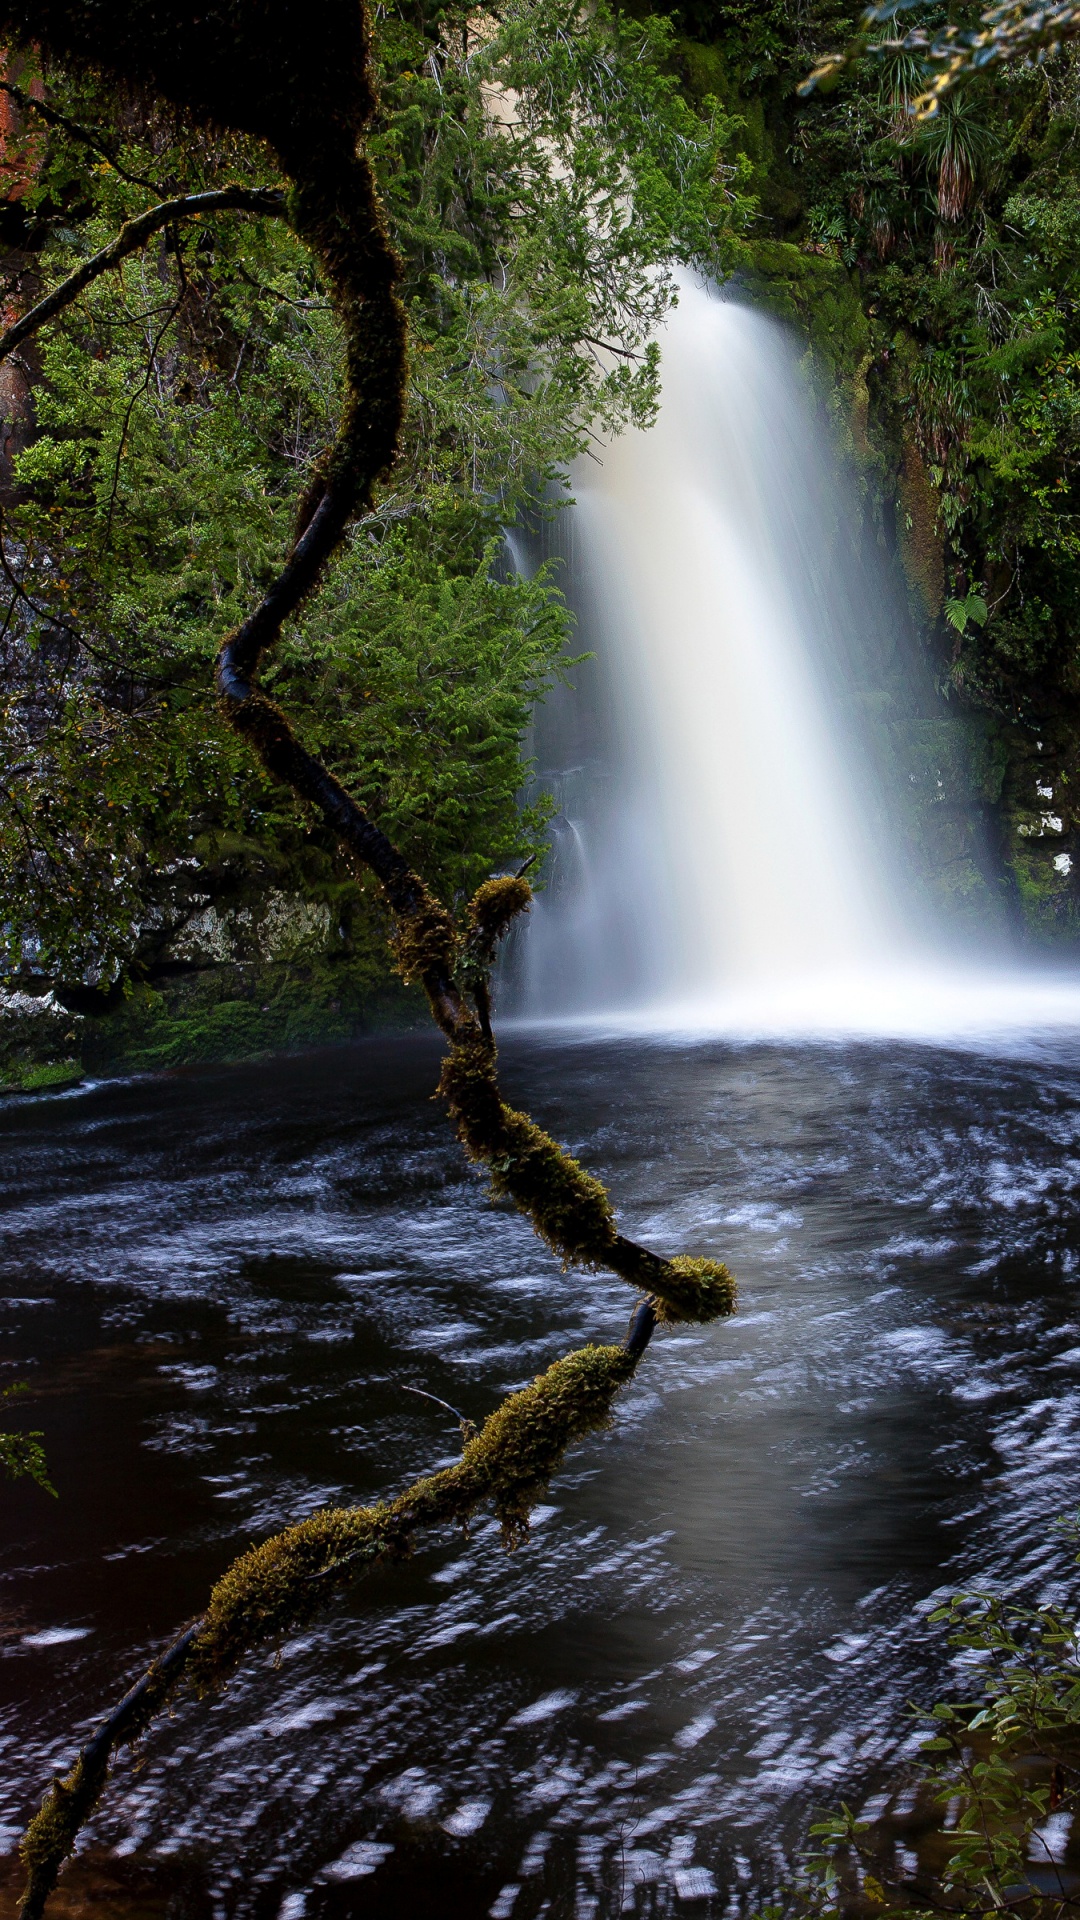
[514,272,1080,1042]
[518,274,898,1019]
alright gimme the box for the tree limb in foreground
[0,5,737,1914]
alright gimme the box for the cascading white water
[517,272,1080,1042]
[522,274,902,1020]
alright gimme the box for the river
[3,1028,1080,1917]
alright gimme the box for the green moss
[20,1749,110,1913]
[1010,844,1080,941]
[653,1255,738,1324]
[0,996,84,1095]
[448,1342,636,1546]
[437,1033,619,1266]
[467,875,533,954]
[391,894,459,987]
[0,1060,82,1094]
[898,438,945,620]
[678,40,734,108]
[82,958,423,1076]
[189,1342,636,1687]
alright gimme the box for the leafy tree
[0,1,749,1006]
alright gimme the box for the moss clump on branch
[651,1254,738,1324]
[457,875,533,1039]
[392,896,460,988]
[468,875,533,954]
[449,1340,635,1545]
[606,1236,738,1324]
[438,1032,620,1265]
[437,1035,737,1323]
[189,1342,636,1686]
[21,1754,109,1893]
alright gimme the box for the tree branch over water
[0,4,738,1912]
[0,185,287,365]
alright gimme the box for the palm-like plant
[911,93,998,222]
[875,46,924,132]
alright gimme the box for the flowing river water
[4,1027,1080,1918]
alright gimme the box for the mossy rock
[0,994,84,1092]
[0,1058,83,1094]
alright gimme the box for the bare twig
[0,79,161,192]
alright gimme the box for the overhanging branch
[0,184,288,366]
[3,9,739,1914]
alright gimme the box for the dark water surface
[3,1031,1080,1920]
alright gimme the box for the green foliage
[0,1,748,1005]
[680,0,1080,935]
[776,1517,1080,1920]
[945,589,988,634]
[80,957,422,1074]
[0,1383,55,1496]
[808,1,1080,114]
[271,533,568,900]
[788,10,1080,720]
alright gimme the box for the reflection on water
[3,1031,1080,1918]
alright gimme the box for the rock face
[0,990,82,1090]
[1,888,426,1088]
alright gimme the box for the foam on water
[515,964,1080,1057]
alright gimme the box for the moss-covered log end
[19,1749,109,1920]
[653,1254,738,1325]
[468,875,532,951]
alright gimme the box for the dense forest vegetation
[0,3,745,1084]
[672,0,1080,949]
[5,0,1080,1091]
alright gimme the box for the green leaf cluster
[774,1516,1080,1920]
[0,1383,54,1496]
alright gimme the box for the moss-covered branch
[0,3,739,1909]
[18,1342,642,1920]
